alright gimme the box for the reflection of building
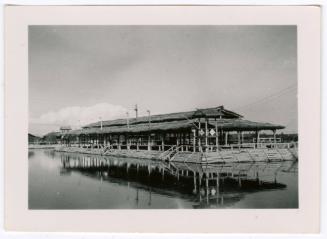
[58,151,295,209]
[61,106,286,151]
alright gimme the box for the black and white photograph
[28,25,299,209]
[4,5,322,234]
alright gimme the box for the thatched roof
[83,105,242,129]
[64,118,284,136]
[68,119,197,135]
[209,119,285,131]
[193,106,242,118]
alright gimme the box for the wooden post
[188,132,191,148]
[148,134,151,151]
[256,130,260,148]
[193,129,196,152]
[238,131,241,149]
[215,118,219,151]
[161,133,165,151]
[118,134,121,150]
[183,132,186,150]
[273,130,277,148]
[205,119,208,151]
[225,131,228,146]
[127,134,130,150]
[198,119,202,151]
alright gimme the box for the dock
[56,143,298,164]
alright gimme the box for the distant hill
[28,133,41,144]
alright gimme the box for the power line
[234,83,297,111]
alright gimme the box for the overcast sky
[29,25,297,136]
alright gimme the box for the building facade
[61,106,284,152]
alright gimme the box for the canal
[28,149,298,209]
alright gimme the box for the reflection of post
[193,172,197,194]
[135,188,139,207]
[126,163,130,174]
[148,187,152,206]
[216,173,220,205]
[206,173,209,205]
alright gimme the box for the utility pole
[134,104,138,120]
[126,112,130,150]
[126,112,130,129]
[147,110,151,151]
[147,110,151,128]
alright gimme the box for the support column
[198,119,202,152]
[127,134,130,150]
[147,134,151,151]
[273,130,277,148]
[183,132,186,150]
[161,133,165,151]
[118,134,121,150]
[256,130,261,148]
[238,131,241,149]
[225,131,228,146]
[205,119,208,151]
[193,129,196,152]
[215,119,219,151]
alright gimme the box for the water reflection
[46,150,297,209]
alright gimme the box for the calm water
[28,149,298,209]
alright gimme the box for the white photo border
[4,5,321,233]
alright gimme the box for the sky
[29,25,297,136]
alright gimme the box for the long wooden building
[61,105,284,152]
